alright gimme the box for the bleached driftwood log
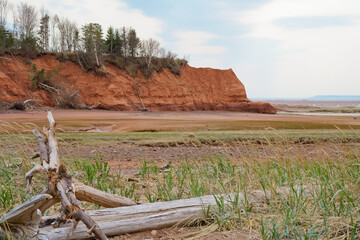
[73,180,136,208]
[0,194,52,239]
[0,112,136,240]
[38,192,269,240]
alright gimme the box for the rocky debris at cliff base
[0,100,49,112]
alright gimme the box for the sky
[8,0,360,98]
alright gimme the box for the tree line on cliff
[0,0,187,78]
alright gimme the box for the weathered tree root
[0,112,136,239]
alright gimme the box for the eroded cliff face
[0,55,276,113]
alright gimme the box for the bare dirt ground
[59,143,359,177]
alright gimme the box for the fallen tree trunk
[38,192,268,240]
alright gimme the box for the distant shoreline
[251,95,360,101]
[261,99,360,113]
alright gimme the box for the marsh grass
[1,121,360,239]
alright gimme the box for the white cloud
[171,30,227,68]
[236,0,360,40]
[174,31,226,55]
[10,0,164,41]
[233,0,360,97]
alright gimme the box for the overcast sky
[10,0,360,98]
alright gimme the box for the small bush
[105,55,187,79]
[125,61,140,77]
[105,55,126,69]
[19,36,38,58]
[29,64,52,90]
[56,52,78,63]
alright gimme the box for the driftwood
[37,194,249,239]
[73,180,136,208]
[37,191,269,240]
[0,194,52,238]
[0,112,135,239]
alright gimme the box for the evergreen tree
[0,25,6,51]
[113,29,122,56]
[20,36,37,55]
[104,26,115,54]
[0,25,16,52]
[38,13,50,51]
[127,28,140,57]
[82,23,103,53]
[82,23,103,66]
[73,29,80,51]
[5,30,14,48]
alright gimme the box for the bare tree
[64,20,77,52]
[166,50,177,60]
[55,16,77,52]
[12,4,18,39]
[140,38,161,67]
[120,27,128,58]
[50,14,59,51]
[17,2,38,39]
[159,47,166,59]
[54,15,65,52]
[0,0,10,27]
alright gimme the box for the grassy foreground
[1,151,360,239]
[1,122,360,239]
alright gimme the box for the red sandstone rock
[0,55,276,114]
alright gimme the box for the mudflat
[0,110,359,132]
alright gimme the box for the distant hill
[309,95,360,100]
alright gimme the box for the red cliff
[0,55,276,113]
